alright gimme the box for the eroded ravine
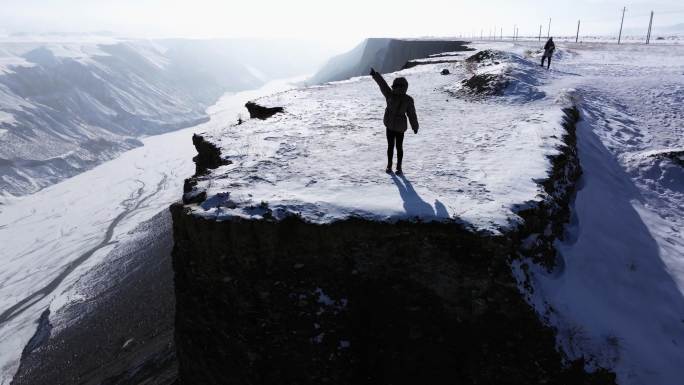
[0,175,168,328]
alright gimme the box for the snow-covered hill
[0,38,332,198]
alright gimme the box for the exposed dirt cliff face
[170,107,615,384]
[190,134,230,175]
[514,107,583,270]
[170,207,613,385]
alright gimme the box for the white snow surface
[504,41,684,385]
[192,49,571,232]
[0,77,302,384]
[193,41,684,384]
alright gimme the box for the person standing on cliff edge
[370,67,419,175]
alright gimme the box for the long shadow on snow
[548,102,684,375]
[390,174,449,219]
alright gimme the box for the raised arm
[407,98,419,133]
[370,68,392,99]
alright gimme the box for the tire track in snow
[0,174,169,327]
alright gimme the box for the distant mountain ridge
[309,38,471,84]
[0,39,332,198]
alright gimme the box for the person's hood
[392,77,408,95]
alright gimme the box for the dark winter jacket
[371,71,419,133]
[544,39,555,55]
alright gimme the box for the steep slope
[514,42,684,385]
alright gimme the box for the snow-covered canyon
[0,37,333,198]
[0,77,303,384]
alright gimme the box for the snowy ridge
[507,41,684,385]
[187,46,573,233]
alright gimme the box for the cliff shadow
[535,102,684,380]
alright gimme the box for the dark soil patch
[246,101,284,120]
[461,73,508,95]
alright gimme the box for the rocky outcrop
[650,149,684,167]
[183,134,231,204]
[458,50,508,95]
[513,107,582,269]
[454,50,545,100]
[245,101,284,120]
[402,58,461,70]
[191,134,230,175]
[170,106,615,384]
[461,73,508,95]
[465,50,505,64]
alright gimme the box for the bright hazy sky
[1,0,682,46]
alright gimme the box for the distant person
[541,37,555,69]
[370,67,419,175]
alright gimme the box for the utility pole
[547,18,552,38]
[516,27,519,40]
[618,6,626,44]
[646,11,654,44]
[513,25,516,41]
[538,25,542,41]
[501,27,503,40]
[576,20,581,43]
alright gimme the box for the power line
[618,6,627,44]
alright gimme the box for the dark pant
[386,130,404,168]
[541,55,551,68]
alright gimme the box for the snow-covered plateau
[189,48,570,231]
[183,41,684,384]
